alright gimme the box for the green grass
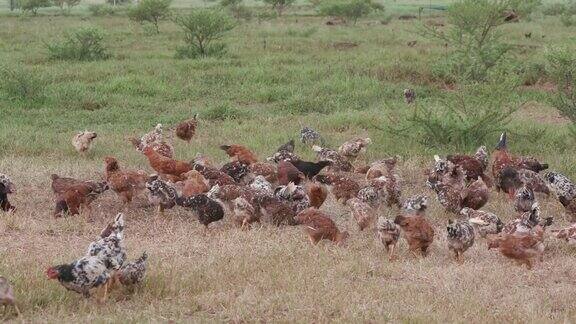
[1,2,576,322]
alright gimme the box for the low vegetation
[128,0,172,34]
[47,27,111,61]
[173,9,235,58]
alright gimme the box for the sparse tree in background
[220,0,251,21]
[106,0,132,6]
[53,0,80,13]
[545,46,576,138]
[173,9,235,58]
[128,0,172,34]
[421,0,539,82]
[317,0,383,25]
[19,0,52,15]
[259,0,295,17]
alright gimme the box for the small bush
[542,3,566,16]
[88,4,116,16]
[128,0,172,34]
[47,27,111,61]
[545,46,576,125]
[203,104,246,121]
[387,78,519,149]
[173,9,235,59]
[106,0,132,5]
[560,13,576,26]
[318,0,383,25]
[286,27,318,37]
[0,65,45,102]
[220,0,252,21]
[259,0,295,16]
[54,0,80,12]
[19,0,52,15]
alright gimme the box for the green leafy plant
[88,4,116,16]
[386,78,520,149]
[173,9,235,59]
[19,0,52,15]
[203,103,246,120]
[47,27,111,61]
[259,0,295,17]
[220,0,252,21]
[545,46,576,137]
[0,65,46,103]
[421,0,534,82]
[128,0,172,34]
[317,0,383,25]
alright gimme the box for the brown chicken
[294,208,349,245]
[175,113,198,142]
[129,124,174,158]
[277,161,305,185]
[306,181,328,209]
[143,146,191,179]
[104,156,148,204]
[54,182,109,217]
[179,170,210,197]
[314,173,360,203]
[51,174,101,195]
[447,145,492,186]
[192,164,236,187]
[220,144,258,165]
[487,226,545,269]
[248,162,278,183]
[257,195,298,226]
[376,217,401,261]
[394,213,435,257]
[460,178,489,210]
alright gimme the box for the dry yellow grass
[1,155,576,322]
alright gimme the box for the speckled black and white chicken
[275,182,310,214]
[356,185,382,209]
[232,197,259,228]
[338,137,371,162]
[514,186,535,213]
[176,194,225,230]
[146,175,178,215]
[47,256,111,299]
[503,203,553,235]
[116,252,147,286]
[403,88,416,104]
[300,127,323,146]
[447,219,475,262]
[402,195,429,216]
[376,216,401,260]
[312,145,352,172]
[544,171,576,222]
[460,207,503,238]
[0,173,16,212]
[87,213,127,272]
[249,175,274,197]
[346,197,375,231]
[221,161,253,185]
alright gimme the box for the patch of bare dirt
[515,101,570,125]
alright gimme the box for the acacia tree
[173,9,235,58]
[260,0,295,16]
[128,0,172,34]
[20,0,52,15]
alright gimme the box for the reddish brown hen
[143,146,191,179]
[175,113,198,143]
[220,144,258,165]
[306,181,328,209]
[277,161,305,185]
[295,208,349,245]
[314,173,360,203]
[104,157,148,204]
[394,213,435,257]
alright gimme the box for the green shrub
[106,0,131,5]
[173,9,235,59]
[545,46,576,125]
[259,0,295,17]
[420,0,532,82]
[19,0,52,15]
[317,0,383,25]
[560,13,576,26]
[542,3,566,15]
[128,0,172,34]
[285,27,318,37]
[203,104,246,120]
[54,0,80,12]
[88,4,116,16]
[220,0,252,21]
[47,27,111,61]
[387,78,519,149]
[0,65,45,102]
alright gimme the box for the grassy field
[1,0,576,322]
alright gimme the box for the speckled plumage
[514,186,535,213]
[47,256,110,297]
[177,194,225,228]
[312,145,352,172]
[87,213,126,271]
[300,127,323,146]
[133,124,174,158]
[552,223,576,245]
[347,197,375,231]
[403,195,428,215]
[447,220,475,261]
[338,138,371,160]
[117,252,147,286]
[461,208,503,238]
[403,88,416,104]
[146,175,178,211]
[221,161,251,184]
[544,172,575,201]
[376,216,401,260]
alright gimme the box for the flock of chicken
[1,113,576,312]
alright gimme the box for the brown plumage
[0,276,19,315]
[220,144,258,165]
[447,146,492,186]
[277,161,305,185]
[258,195,298,226]
[175,114,198,142]
[294,208,349,245]
[54,182,108,217]
[394,214,435,257]
[487,226,545,270]
[232,197,259,229]
[104,156,147,204]
[306,182,328,209]
[142,146,191,179]
[460,178,489,210]
[192,164,236,187]
[376,217,401,261]
[51,174,101,195]
[248,162,277,183]
[179,170,210,197]
[314,173,360,203]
